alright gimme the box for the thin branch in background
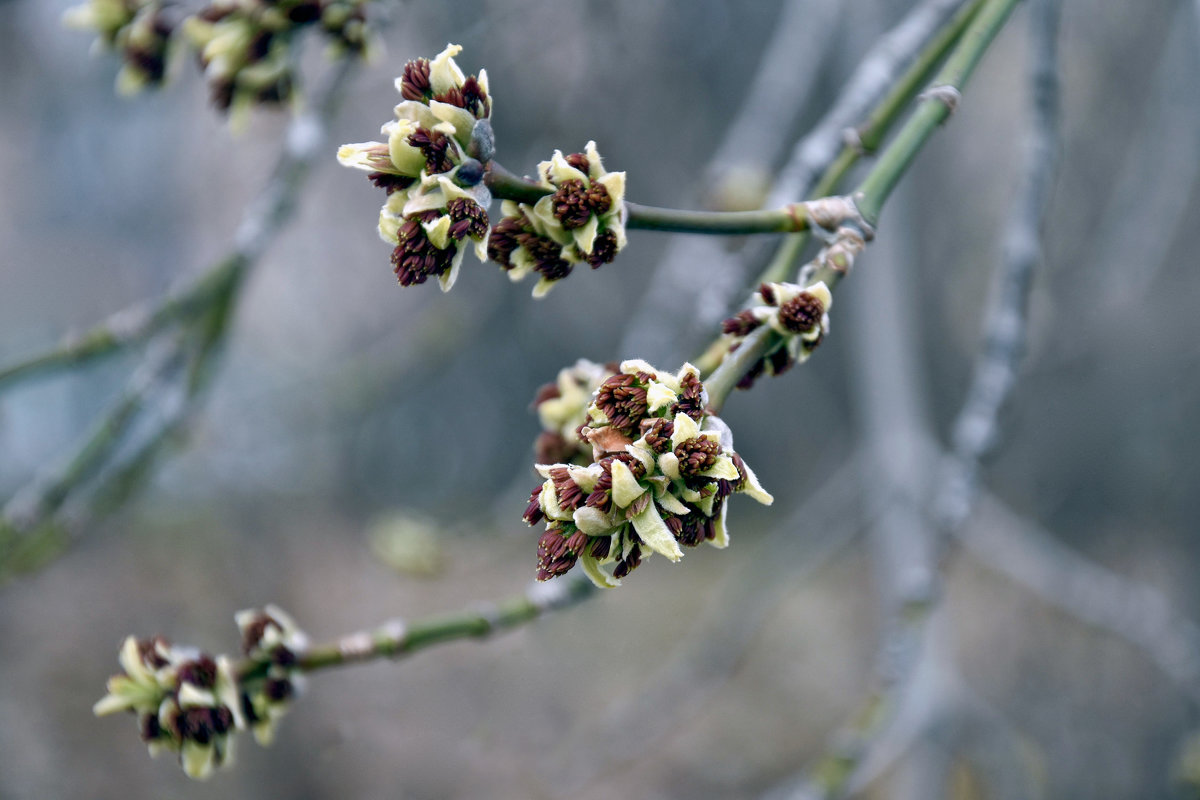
[933,0,1061,538]
[766,1,1060,796]
[766,0,973,209]
[965,491,1200,706]
[553,453,868,796]
[1090,0,1200,301]
[618,0,842,363]
[0,336,187,576]
[0,56,361,580]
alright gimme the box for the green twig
[236,577,596,683]
[485,163,825,235]
[699,0,1018,391]
[752,0,986,289]
[855,0,1021,228]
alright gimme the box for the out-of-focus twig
[617,0,843,363]
[964,491,1200,706]
[766,1,1059,795]
[0,56,360,581]
[933,0,1061,537]
[766,0,976,209]
[554,452,868,796]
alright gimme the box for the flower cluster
[487,142,627,296]
[721,280,833,390]
[65,0,374,112]
[523,361,772,587]
[183,0,372,116]
[94,604,308,779]
[531,359,617,465]
[93,636,243,779]
[64,0,180,94]
[235,605,308,745]
[338,44,493,291]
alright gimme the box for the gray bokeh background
[2,0,1198,797]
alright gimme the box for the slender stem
[486,162,820,235]
[703,327,779,413]
[623,202,813,235]
[0,59,359,582]
[855,0,1022,228]
[753,0,985,289]
[699,0,1015,388]
[236,577,595,682]
[0,259,241,392]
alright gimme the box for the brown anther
[550,179,594,230]
[368,172,416,195]
[589,536,611,560]
[533,381,561,406]
[565,153,590,173]
[674,437,720,479]
[136,637,171,669]
[612,542,642,579]
[176,707,217,744]
[264,677,294,703]
[139,712,162,742]
[522,485,545,526]
[486,216,528,269]
[641,417,674,454]
[446,197,489,240]
[269,643,297,667]
[721,309,761,337]
[534,431,579,465]
[670,370,706,421]
[434,75,490,118]
[564,530,589,555]
[767,346,794,376]
[518,232,573,280]
[550,467,585,511]
[625,493,651,518]
[593,374,650,438]
[400,58,432,101]
[735,357,765,391]
[392,210,456,287]
[212,705,235,735]
[585,229,619,268]
[287,2,322,23]
[407,127,455,174]
[536,529,578,580]
[778,292,825,334]
[177,656,218,690]
[585,182,612,216]
[758,283,777,305]
[240,613,281,655]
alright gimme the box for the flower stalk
[485,163,862,237]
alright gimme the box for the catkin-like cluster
[523,360,772,587]
[94,604,308,779]
[338,44,493,291]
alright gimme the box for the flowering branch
[236,577,595,682]
[484,162,865,236]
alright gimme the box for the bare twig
[766,0,974,210]
[933,0,1060,537]
[0,57,360,579]
[554,453,868,796]
[617,0,843,362]
[766,2,1059,795]
[964,491,1200,705]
